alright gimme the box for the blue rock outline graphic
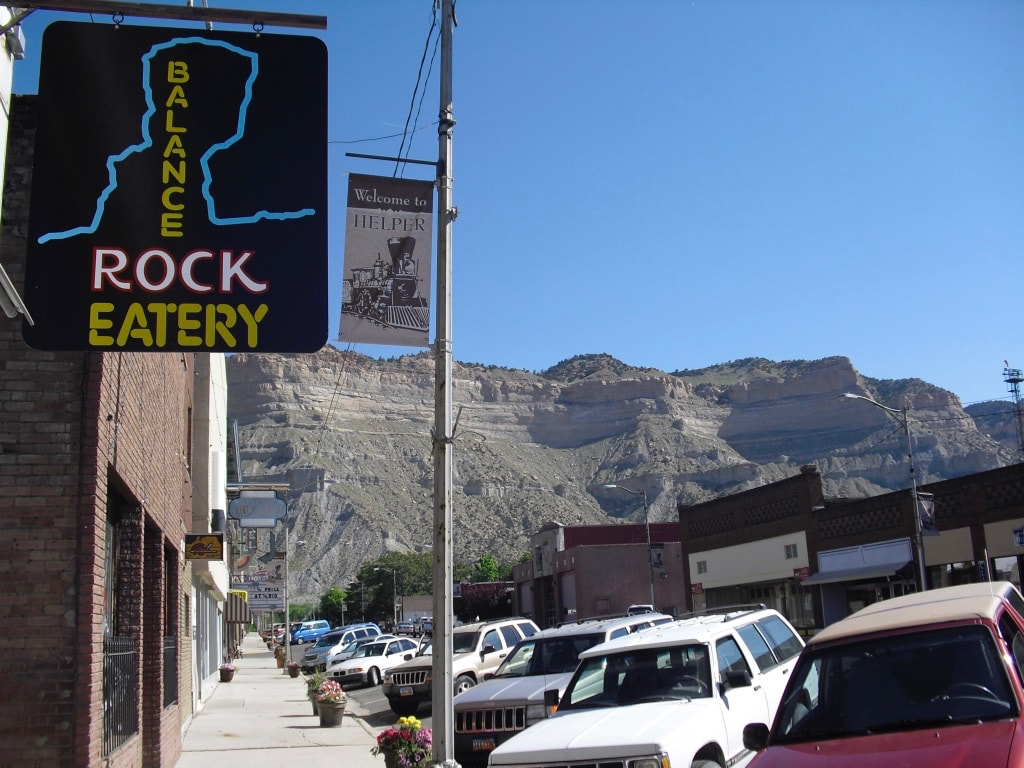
[38,36,315,244]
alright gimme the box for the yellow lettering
[147,303,172,347]
[167,60,189,84]
[163,134,185,159]
[160,213,183,238]
[161,187,184,212]
[162,159,185,185]
[115,303,154,347]
[88,303,116,346]
[237,304,269,348]
[177,303,203,347]
[89,302,268,350]
[165,110,186,134]
[206,304,237,347]
[165,84,189,108]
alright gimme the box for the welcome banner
[338,173,433,347]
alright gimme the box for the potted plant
[371,716,432,768]
[219,662,235,683]
[304,670,327,714]
[274,644,286,668]
[315,679,347,727]
[286,660,301,678]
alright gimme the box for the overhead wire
[280,5,444,546]
[394,2,440,177]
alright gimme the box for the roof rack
[674,603,768,622]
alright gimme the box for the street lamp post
[841,392,928,591]
[604,483,656,608]
[375,567,399,626]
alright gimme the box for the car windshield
[315,634,342,648]
[354,642,387,658]
[452,631,478,654]
[771,625,1018,744]
[495,634,604,678]
[337,639,360,654]
[560,643,712,708]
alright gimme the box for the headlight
[629,755,669,768]
[525,704,546,723]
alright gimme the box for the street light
[604,483,656,608]
[375,566,399,625]
[840,392,928,590]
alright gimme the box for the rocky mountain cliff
[226,348,1020,600]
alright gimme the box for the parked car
[627,604,656,615]
[383,617,540,716]
[395,620,418,636]
[453,613,673,768]
[326,633,397,667]
[488,606,803,768]
[325,636,419,687]
[290,619,332,645]
[743,581,1024,768]
[300,622,383,672]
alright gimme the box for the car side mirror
[481,644,497,657]
[543,688,560,716]
[403,653,413,661]
[743,723,769,751]
[722,669,752,691]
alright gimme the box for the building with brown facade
[513,462,1024,635]
[0,94,229,767]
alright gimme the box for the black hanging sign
[23,22,328,352]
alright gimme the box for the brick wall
[0,95,193,767]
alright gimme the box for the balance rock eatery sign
[23,22,328,352]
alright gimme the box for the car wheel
[389,700,419,717]
[454,674,476,696]
[690,761,722,768]
[368,667,381,686]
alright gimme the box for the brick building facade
[513,462,1024,636]
[0,95,196,767]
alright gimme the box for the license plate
[472,738,496,752]
[399,687,413,697]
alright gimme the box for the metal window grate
[103,636,139,755]
[163,636,178,707]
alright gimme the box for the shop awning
[801,561,913,586]
[226,592,252,624]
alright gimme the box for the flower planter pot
[219,668,234,683]
[276,657,285,668]
[287,665,300,678]
[384,751,401,768]
[317,700,346,727]
[311,697,319,716]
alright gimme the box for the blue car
[291,619,331,645]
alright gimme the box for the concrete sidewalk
[175,633,384,768]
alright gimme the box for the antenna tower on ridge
[1003,363,1024,457]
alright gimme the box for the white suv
[488,606,804,768]
[382,616,540,716]
[454,613,673,768]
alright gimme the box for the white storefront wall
[689,531,810,589]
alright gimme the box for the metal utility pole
[604,483,656,608]
[841,393,928,591]
[431,1,456,767]
[1003,365,1024,458]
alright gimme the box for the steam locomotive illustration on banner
[341,235,429,332]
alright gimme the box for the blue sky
[12,1,1023,405]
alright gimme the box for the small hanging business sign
[338,173,433,347]
[184,532,224,560]
[23,22,328,352]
